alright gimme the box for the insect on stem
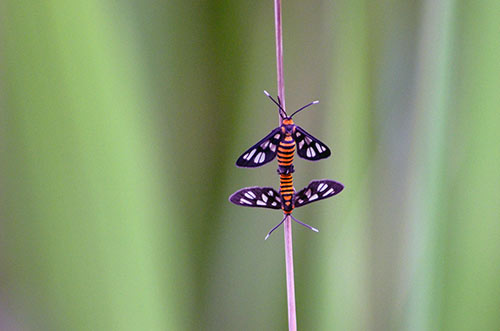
[273,0,297,330]
[229,3,343,331]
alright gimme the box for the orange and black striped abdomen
[279,173,294,213]
[277,135,295,174]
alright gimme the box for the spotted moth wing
[294,179,343,208]
[236,128,283,167]
[229,186,282,209]
[294,126,331,161]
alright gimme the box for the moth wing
[294,179,343,208]
[236,128,283,167]
[229,186,282,209]
[294,126,331,161]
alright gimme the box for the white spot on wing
[261,140,270,149]
[261,194,268,202]
[274,133,280,139]
[240,198,252,205]
[296,132,301,137]
[318,183,327,192]
[298,140,305,149]
[245,191,256,199]
[255,152,265,163]
[316,143,325,153]
[305,189,312,198]
[246,148,256,160]
[305,137,312,144]
[298,199,304,204]
[306,148,316,157]
[310,194,318,201]
[270,144,276,152]
[256,200,266,206]
[324,188,334,196]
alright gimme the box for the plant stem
[274,0,286,114]
[274,1,297,330]
[283,215,297,330]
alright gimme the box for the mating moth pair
[229,91,344,239]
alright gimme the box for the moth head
[282,118,295,133]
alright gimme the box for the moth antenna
[290,214,319,233]
[264,90,288,118]
[289,100,319,118]
[265,215,288,240]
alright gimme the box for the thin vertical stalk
[283,215,296,330]
[274,0,286,113]
[273,1,297,330]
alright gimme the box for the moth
[229,179,344,239]
[236,91,331,174]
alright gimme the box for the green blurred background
[1,0,500,330]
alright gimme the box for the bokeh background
[1,1,500,330]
